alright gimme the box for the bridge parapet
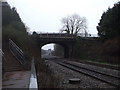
[39,33,76,39]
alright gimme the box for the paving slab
[2,71,30,88]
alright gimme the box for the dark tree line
[2,1,30,51]
[2,2,26,33]
[2,4,21,25]
[97,2,120,40]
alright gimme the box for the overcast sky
[7,0,119,50]
[7,0,119,34]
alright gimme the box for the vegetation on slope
[97,2,120,40]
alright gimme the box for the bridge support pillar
[68,44,74,59]
[64,48,69,58]
[64,43,74,59]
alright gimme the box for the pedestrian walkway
[2,71,30,88]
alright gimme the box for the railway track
[54,60,120,88]
[64,61,120,79]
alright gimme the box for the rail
[55,61,120,88]
[29,57,38,89]
[9,39,26,65]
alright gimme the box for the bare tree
[60,14,87,36]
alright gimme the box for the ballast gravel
[45,60,116,89]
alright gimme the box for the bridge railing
[9,39,29,68]
[39,33,76,38]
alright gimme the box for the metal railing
[29,57,38,89]
[9,39,27,65]
[0,49,7,64]
[0,49,6,77]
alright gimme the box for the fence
[39,33,76,38]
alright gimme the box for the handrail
[0,49,7,63]
[9,39,26,65]
[9,39,24,55]
[0,49,3,56]
[29,57,38,89]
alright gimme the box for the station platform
[2,71,30,88]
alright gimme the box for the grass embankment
[73,37,120,65]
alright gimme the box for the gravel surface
[45,60,116,88]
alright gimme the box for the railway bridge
[35,33,76,58]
